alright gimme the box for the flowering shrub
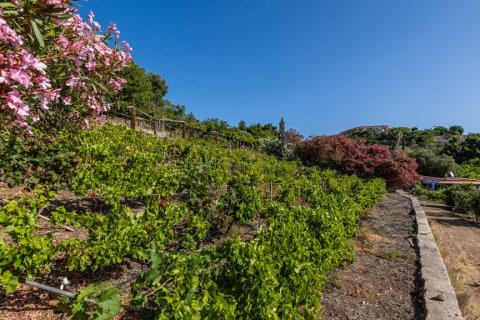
[0,0,131,132]
[284,128,304,145]
[297,135,420,189]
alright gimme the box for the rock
[430,293,445,302]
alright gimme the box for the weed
[378,249,416,263]
[325,275,343,288]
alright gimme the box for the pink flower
[63,96,72,105]
[108,23,117,32]
[44,0,67,7]
[120,41,132,53]
[8,69,33,88]
[33,75,51,90]
[88,11,95,24]
[66,75,80,87]
[56,36,69,50]
[0,17,24,45]
[86,60,96,71]
[108,78,126,91]
[6,89,23,108]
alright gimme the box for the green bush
[411,149,459,177]
[413,184,447,203]
[449,189,480,222]
[0,128,76,190]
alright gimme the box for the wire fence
[108,107,260,151]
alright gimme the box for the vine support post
[270,182,273,200]
[182,122,186,138]
[130,107,136,130]
[215,132,219,144]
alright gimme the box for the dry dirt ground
[421,200,480,320]
[322,193,425,320]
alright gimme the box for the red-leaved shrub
[297,135,419,189]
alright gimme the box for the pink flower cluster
[0,1,132,132]
[53,10,132,114]
[0,15,56,131]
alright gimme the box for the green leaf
[5,275,19,294]
[2,10,18,15]
[31,20,45,48]
[56,14,73,19]
[96,288,121,319]
[0,2,17,8]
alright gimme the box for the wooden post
[215,132,219,144]
[182,123,186,138]
[130,107,136,130]
[270,182,273,200]
[154,121,157,135]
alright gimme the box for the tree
[201,118,230,132]
[411,149,459,177]
[244,123,278,139]
[279,117,285,140]
[433,126,449,136]
[161,101,195,121]
[458,158,480,179]
[117,62,154,113]
[448,125,464,136]
[443,134,480,163]
[238,120,247,131]
[148,73,168,106]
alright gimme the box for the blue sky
[81,0,480,136]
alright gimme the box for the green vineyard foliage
[0,124,386,318]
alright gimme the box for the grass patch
[358,230,393,244]
[401,226,415,233]
[325,275,343,288]
[377,249,416,263]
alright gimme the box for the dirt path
[421,201,480,320]
[322,193,425,320]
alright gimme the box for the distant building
[342,125,391,135]
[420,176,480,191]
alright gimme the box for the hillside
[343,125,480,180]
[0,124,386,318]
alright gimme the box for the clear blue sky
[81,0,480,136]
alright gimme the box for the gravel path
[322,193,425,320]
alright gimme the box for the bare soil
[421,200,480,320]
[322,193,425,320]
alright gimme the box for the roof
[420,175,480,185]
